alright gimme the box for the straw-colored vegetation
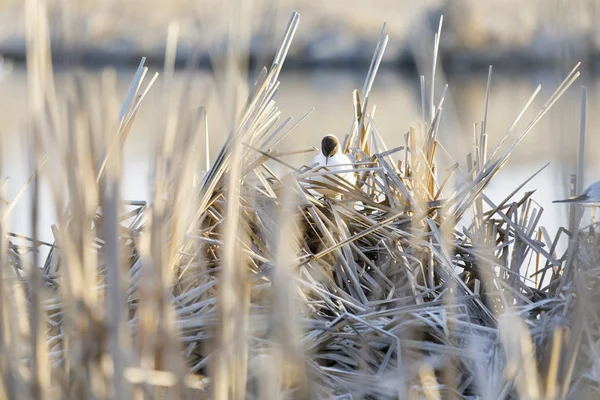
[2,3,600,400]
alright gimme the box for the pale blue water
[1,66,596,255]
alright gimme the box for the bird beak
[325,156,329,165]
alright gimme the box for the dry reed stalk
[2,4,600,400]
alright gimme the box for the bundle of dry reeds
[2,2,600,399]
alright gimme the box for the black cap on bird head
[321,135,339,163]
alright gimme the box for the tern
[553,180,600,206]
[554,179,600,223]
[309,135,356,197]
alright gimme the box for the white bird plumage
[311,150,356,186]
[553,179,600,206]
[309,134,356,197]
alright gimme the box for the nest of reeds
[4,5,600,400]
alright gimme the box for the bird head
[321,135,339,164]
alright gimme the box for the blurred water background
[0,0,599,244]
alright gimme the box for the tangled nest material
[4,8,600,400]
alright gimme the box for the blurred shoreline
[1,40,597,73]
[0,0,598,72]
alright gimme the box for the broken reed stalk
[1,4,599,400]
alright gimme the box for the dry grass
[1,3,600,400]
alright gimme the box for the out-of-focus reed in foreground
[2,1,600,399]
